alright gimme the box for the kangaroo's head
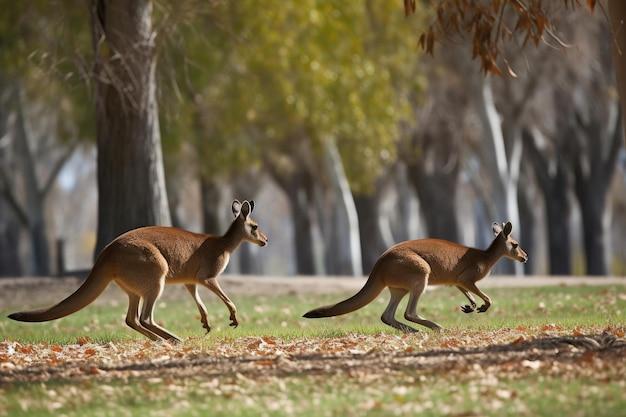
[492,221,527,263]
[231,200,268,247]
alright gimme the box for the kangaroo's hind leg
[124,292,163,341]
[404,273,443,331]
[139,279,182,343]
[380,288,418,333]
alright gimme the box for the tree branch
[40,142,78,199]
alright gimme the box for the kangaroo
[8,200,268,342]
[304,222,527,332]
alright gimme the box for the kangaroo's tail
[303,269,385,318]
[8,265,111,323]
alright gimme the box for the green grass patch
[1,285,625,344]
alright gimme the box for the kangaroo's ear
[503,221,512,236]
[492,222,502,236]
[241,201,251,219]
[249,200,255,213]
[232,200,242,217]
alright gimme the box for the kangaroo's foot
[404,314,443,332]
[477,304,490,313]
[201,318,211,334]
[229,314,239,328]
[460,303,476,313]
[381,315,418,333]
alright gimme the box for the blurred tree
[90,0,171,254]
[402,45,470,243]
[523,126,573,275]
[173,0,418,275]
[0,2,90,275]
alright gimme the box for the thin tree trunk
[545,195,572,275]
[0,81,22,276]
[91,0,171,255]
[517,183,537,274]
[322,140,362,276]
[579,193,608,276]
[13,91,50,275]
[354,193,389,272]
[200,177,223,235]
[477,78,523,275]
[287,189,317,275]
[0,199,22,276]
[609,0,626,142]
[391,164,419,242]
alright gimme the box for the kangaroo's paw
[460,304,476,314]
[398,323,419,333]
[476,304,490,313]
[229,315,239,328]
[201,320,211,334]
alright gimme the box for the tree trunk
[406,162,459,242]
[92,0,171,255]
[545,194,572,275]
[0,81,22,276]
[390,164,419,242]
[579,193,608,276]
[0,200,22,276]
[609,1,626,142]
[476,78,523,275]
[517,184,537,274]
[523,128,572,275]
[287,189,317,275]
[322,140,362,276]
[354,193,389,272]
[200,177,223,235]
[13,92,50,275]
[268,166,318,275]
[237,243,260,274]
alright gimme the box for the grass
[1,284,626,417]
[2,368,626,417]
[1,285,625,344]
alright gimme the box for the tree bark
[200,177,223,235]
[609,1,626,142]
[517,181,538,274]
[0,81,22,276]
[523,128,572,275]
[268,166,317,275]
[406,153,460,242]
[476,78,523,275]
[322,140,362,276]
[0,201,21,276]
[13,91,50,275]
[578,193,608,276]
[354,193,390,273]
[91,0,171,255]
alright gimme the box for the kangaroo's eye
[251,225,258,231]
[512,243,519,249]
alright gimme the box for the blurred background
[0,1,624,278]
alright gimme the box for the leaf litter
[0,325,625,385]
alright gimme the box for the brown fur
[8,200,268,342]
[304,222,527,332]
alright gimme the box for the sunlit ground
[1,285,625,416]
